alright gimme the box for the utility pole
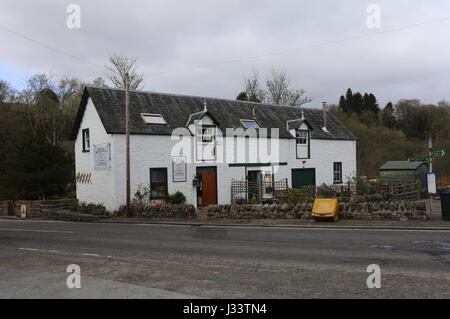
[125,73,130,218]
[428,136,433,220]
[428,136,433,173]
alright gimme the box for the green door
[292,168,316,188]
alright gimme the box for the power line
[1,15,450,78]
[0,25,103,70]
[144,16,450,77]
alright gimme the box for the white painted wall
[110,134,356,210]
[75,103,356,211]
[74,98,116,211]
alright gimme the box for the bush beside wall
[116,203,196,218]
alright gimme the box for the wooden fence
[316,182,419,200]
[231,178,288,204]
[438,176,450,187]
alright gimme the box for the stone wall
[206,200,427,220]
[0,201,14,216]
[116,203,196,219]
[12,199,78,218]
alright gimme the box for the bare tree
[241,68,312,107]
[243,71,265,102]
[106,54,144,90]
[0,80,16,103]
[265,68,312,106]
[91,77,109,88]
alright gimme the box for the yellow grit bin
[312,198,339,222]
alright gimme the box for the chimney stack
[322,102,328,132]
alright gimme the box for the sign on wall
[94,143,111,171]
[172,156,186,182]
[427,172,437,195]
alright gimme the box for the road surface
[1,219,449,298]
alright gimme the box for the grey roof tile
[72,86,356,140]
[379,161,429,170]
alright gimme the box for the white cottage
[73,86,356,211]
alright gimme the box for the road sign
[432,150,445,157]
[408,156,431,162]
[427,173,437,195]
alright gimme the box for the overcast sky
[1,0,450,108]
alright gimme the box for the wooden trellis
[76,172,92,184]
[231,178,288,204]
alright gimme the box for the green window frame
[82,128,90,152]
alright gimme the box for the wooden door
[201,171,217,206]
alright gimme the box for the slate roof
[72,86,356,140]
[379,161,429,170]
[286,119,312,131]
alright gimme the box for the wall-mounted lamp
[193,175,201,187]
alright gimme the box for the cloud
[0,0,450,106]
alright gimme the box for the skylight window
[141,113,167,124]
[241,119,260,129]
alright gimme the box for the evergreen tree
[236,91,249,101]
[381,102,396,128]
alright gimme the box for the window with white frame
[296,129,309,158]
[141,113,167,124]
[333,162,342,184]
[196,125,216,161]
[241,119,260,129]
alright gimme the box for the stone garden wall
[206,200,428,220]
[12,199,78,218]
[117,203,196,219]
[0,201,14,216]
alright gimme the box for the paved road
[1,219,450,298]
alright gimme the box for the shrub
[75,202,107,214]
[115,203,196,218]
[316,183,334,197]
[286,187,315,204]
[168,191,186,204]
[133,184,150,205]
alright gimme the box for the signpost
[407,150,445,163]
[427,172,437,220]
[432,150,445,157]
[427,173,437,195]
[408,156,431,162]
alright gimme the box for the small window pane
[242,120,260,129]
[333,162,342,183]
[150,168,168,199]
[296,130,308,145]
[142,114,167,124]
[82,129,90,152]
[196,125,216,161]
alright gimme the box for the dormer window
[141,113,167,124]
[196,125,216,161]
[296,129,310,159]
[241,119,260,129]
